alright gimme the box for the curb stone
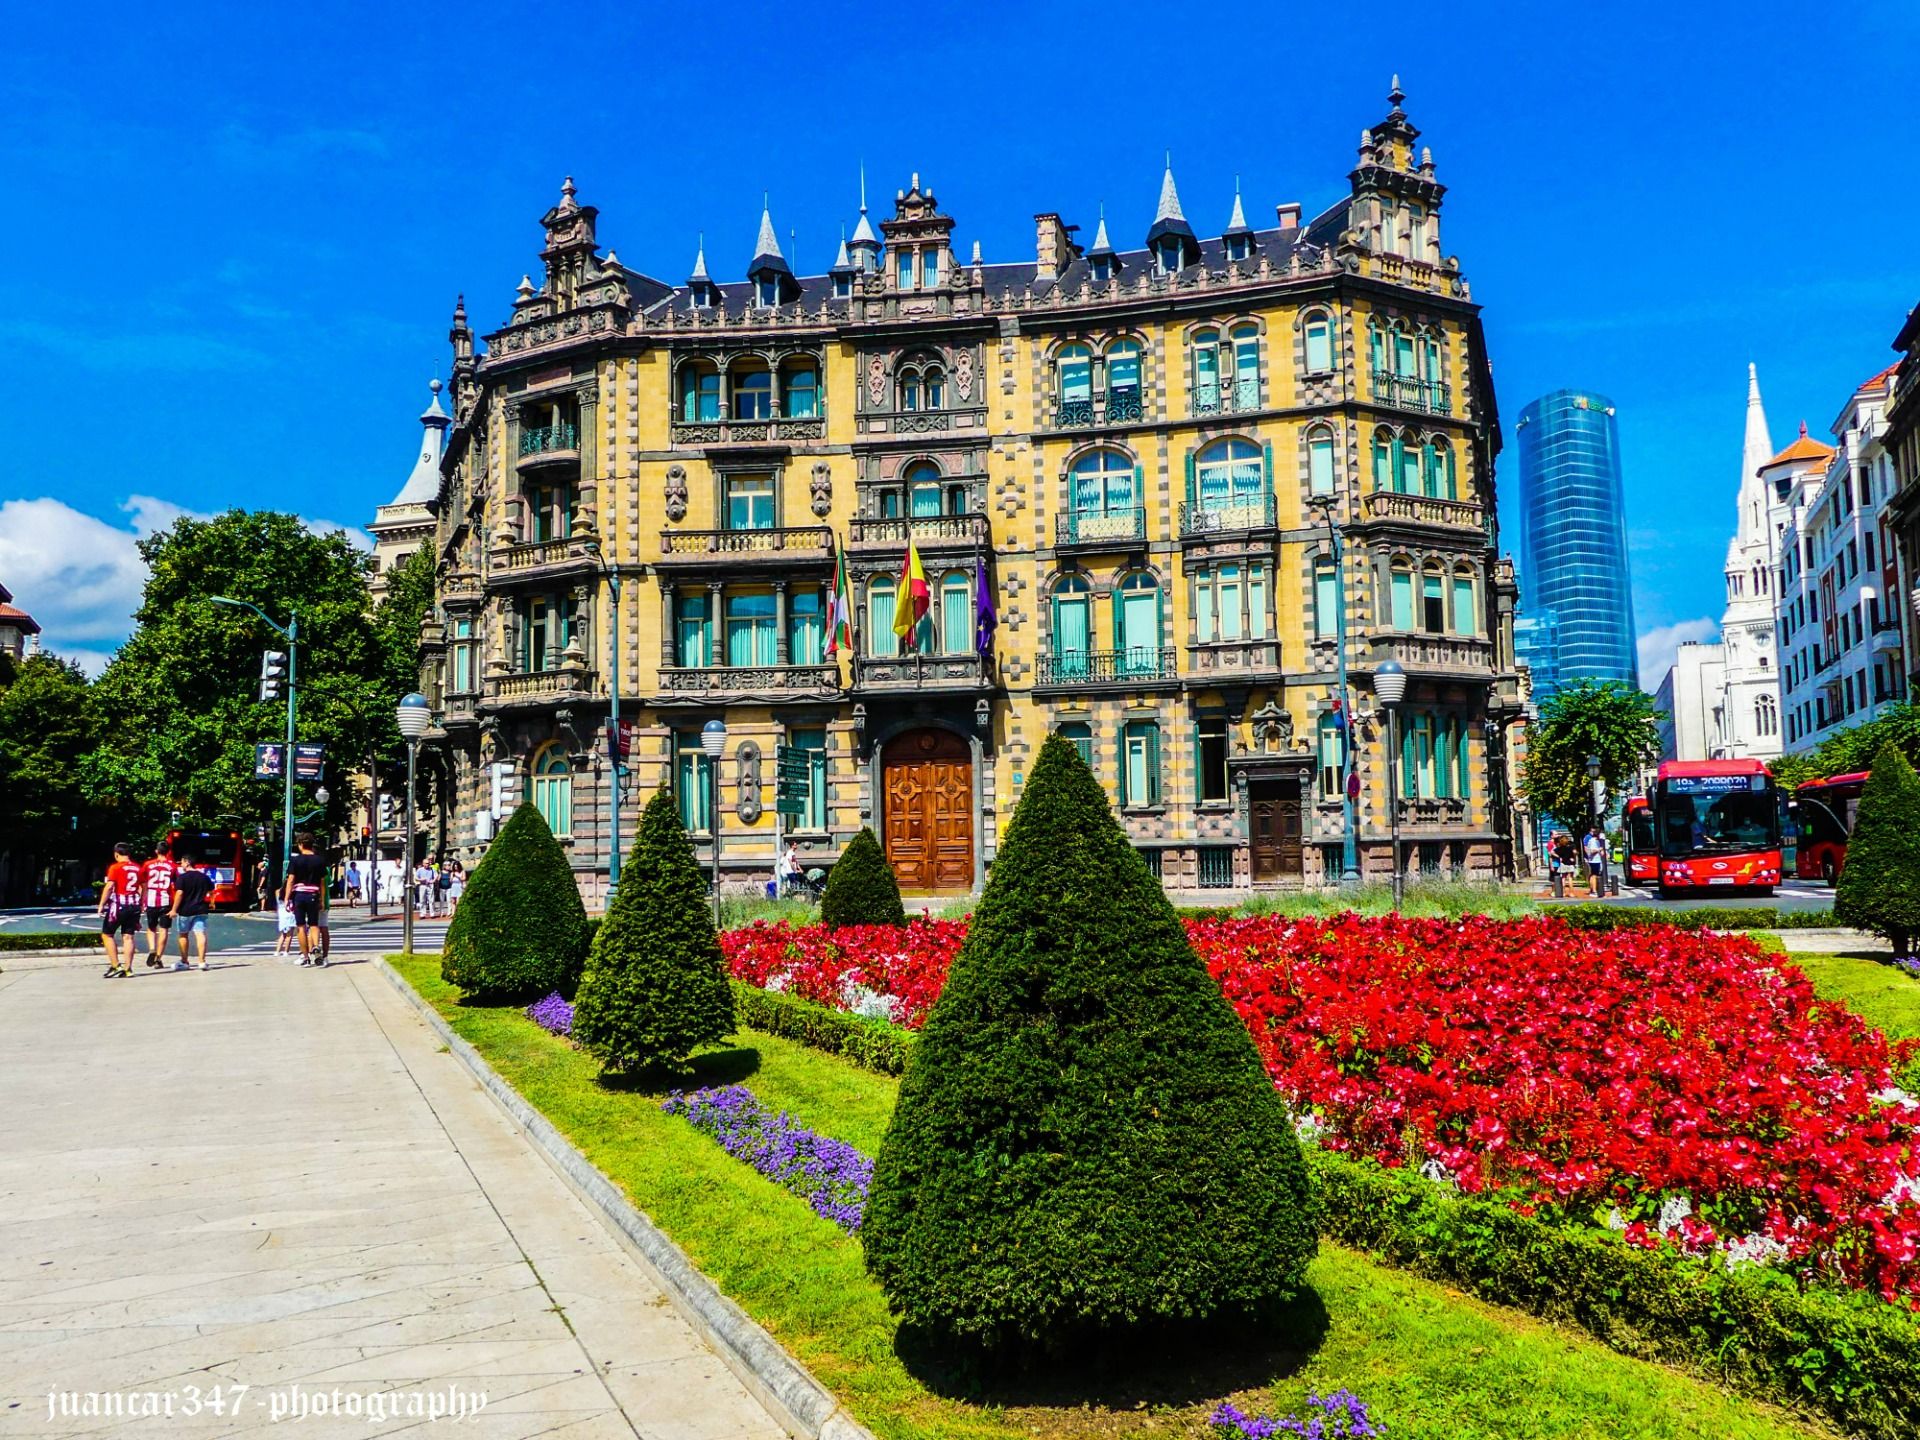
[375,959,877,1440]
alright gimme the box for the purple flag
[974,556,997,658]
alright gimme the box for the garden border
[375,958,876,1440]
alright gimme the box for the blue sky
[2,0,1916,677]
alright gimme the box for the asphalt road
[0,905,394,950]
[1543,876,1834,912]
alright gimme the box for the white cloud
[1639,618,1720,686]
[0,497,375,668]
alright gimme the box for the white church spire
[1741,362,1774,497]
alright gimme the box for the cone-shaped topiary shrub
[1834,743,1920,957]
[861,733,1315,1353]
[442,801,589,999]
[571,789,735,1072]
[820,825,907,928]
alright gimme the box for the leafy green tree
[1522,679,1663,826]
[79,511,388,841]
[1832,744,1920,957]
[0,654,115,901]
[862,735,1315,1353]
[820,826,907,927]
[573,790,734,1072]
[442,801,590,998]
[1768,752,1823,793]
[1810,701,1920,778]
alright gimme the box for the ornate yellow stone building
[409,82,1522,903]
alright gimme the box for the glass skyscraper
[1514,390,1638,699]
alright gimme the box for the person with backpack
[434,862,453,914]
[140,846,177,970]
[97,843,144,979]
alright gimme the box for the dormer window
[1090,256,1111,284]
[1156,238,1184,274]
[834,271,852,299]
[1225,234,1251,263]
[756,277,780,308]
[690,282,714,310]
[922,249,939,287]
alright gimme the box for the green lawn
[389,957,1836,1440]
[1790,951,1920,1041]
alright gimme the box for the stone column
[576,387,599,520]
[709,581,725,666]
[774,580,790,665]
[659,580,677,669]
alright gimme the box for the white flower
[1657,1192,1693,1234]
[765,973,789,993]
[1723,1233,1791,1269]
[1419,1158,1455,1186]
[1871,1086,1919,1110]
[1292,1112,1327,1146]
[1605,1207,1626,1232]
[1884,1172,1920,1208]
[839,978,900,1022]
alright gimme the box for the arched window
[867,577,899,658]
[1756,694,1777,737]
[1068,448,1137,517]
[1451,567,1477,637]
[1057,344,1092,403]
[1313,555,1340,639]
[1394,325,1417,378]
[1106,339,1142,419]
[905,460,944,518]
[1307,425,1336,496]
[1317,712,1344,797]
[1057,722,1094,770]
[781,360,819,419]
[1372,428,1394,490]
[732,362,773,420]
[528,745,573,840]
[1421,564,1446,632]
[1303,311,1333,374]
[1116,571,1162,675]
[1230,324,1260,407]
[938,571,971,655]
[1051,573,1091,678]
[679,361,720,422]
[922,364,945,409]
[1191,328,1222,411]
[1388,557,1415,630]
[1193,438,1265,511]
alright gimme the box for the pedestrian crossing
[221,917,450,958]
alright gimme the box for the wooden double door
[1249,776,1304,882]
[883,728,975,891]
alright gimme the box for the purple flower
[525,992,575,1038]
[661,1084,873,1233]
[1210,1392,1381,1440]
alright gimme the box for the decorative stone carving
[867,354,887,407]
[664,465,689,522]
[809,462,832,517]
[1252,702,1295,754]
[735,741,763,823]
[954,349,975,401]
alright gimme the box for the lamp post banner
[254,744,285,780]
[293,743,326,782]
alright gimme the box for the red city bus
[1792,771,1869,884]
[1624,797,1658,885]
[1652,759,1782,899]
[163,829,250,910]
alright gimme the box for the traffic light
[259,650,287,704]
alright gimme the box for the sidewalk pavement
[0,945,784,1439]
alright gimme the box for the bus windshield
[1657,783,1779,857]
[1627,806,1655,854]
[170,831,240,865]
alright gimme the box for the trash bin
[764,880,777,900]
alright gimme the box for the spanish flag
[893,538,931,653]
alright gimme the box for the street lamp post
[701,719,727,929]
[210,596,297,887]
[1586,753,1607,896]
[583,537,624,894]
[1310,499,1361,886]
[1375,660,1408,912]
[397,694,432,955]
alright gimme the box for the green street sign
[774,798,809,816]
[776,756,811,778]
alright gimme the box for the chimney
[1275,202,1302,230]
[1033,212,1081,281]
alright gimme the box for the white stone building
[1655,640,1726,761]
[369,379,450,603]
[1778,365,1904,751]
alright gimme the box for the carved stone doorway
[882,727,974,891]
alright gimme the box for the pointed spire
[689,233,710,282]
[754,198,784,264]
[558,174,578,210]
[1742,362,1774,490]
[421,376,449,423]
[1388,74,1405,111]
[1224,177,1252,236]
[516,274,535,300]
[1154,153,1186,225]
[1147,154,1197,263]
[1088,203,1115,257]
[831,223,853,273]
[391,379,451,507]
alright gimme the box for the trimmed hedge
[442,801,590,999]
[729,980,914,1076]
[1835,745,1920,955]
[0,932,100,952]
[1554,904,1838,932]
[1310,1148,1920,1440]
[819,827,906,928]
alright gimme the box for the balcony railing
[493,536,594,575]
[848,512,988,548]
[1035,647,1178,687]
[659,664,839,697]
[1186,639,1281,677]
[519,421,578,456]
[658,525,833,560]
[1369,376,1453,416]
[486,668,596,703]
[854,651,994,690]
[1192,378,1260,416]
[1055,506,1145,548]
[1055,399,1094,428]
[1106,386,1143,423]
[1358,490,1485,531]
[1052,387,1144,429]
[1179,494,1276,537]
[1370,632,1494,674]
[670,415,827,445]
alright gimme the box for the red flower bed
[721,913,1920,1301]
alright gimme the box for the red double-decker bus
[1624,797,1658,885]
[1651,760,1782,899]
[1792,772,1869,884]
[163,828,251,910]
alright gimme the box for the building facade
[1655,640,1727,761]
[0,581,39,664]
[1884,304,1920,692]
[1777,366,1903,751]
[1513,390,1636,697]
[405,84,1522,904]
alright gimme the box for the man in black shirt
[282,832,329,967]
[170,860,217,971]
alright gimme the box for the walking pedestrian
[414,860,435,919]
[434,862,452,916]
[140,846,177,970]
[777,840,800,898]
[170,858,215,971]
[344,860,362,907]
[274,895,297,955]
[446,859,465,913]
[283,832,328,966]
[97,843,143,979]
[1583,825,1609,898]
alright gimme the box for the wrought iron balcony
[1054,399,1094,428]
[519,421,578,457]
[656,525,834,566]
[854,651,994,692]
[658,664,840,700]
[1369,632,1494,676]
[1179,494,1277,537]
[1034,647,1178,689]
[1192,378,1261,416]
[1369,376,1453,416]
[848,512,989,550]
[1106,386,1143,423]
[1055,506,1146,549]
[1356,491,1486,533]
